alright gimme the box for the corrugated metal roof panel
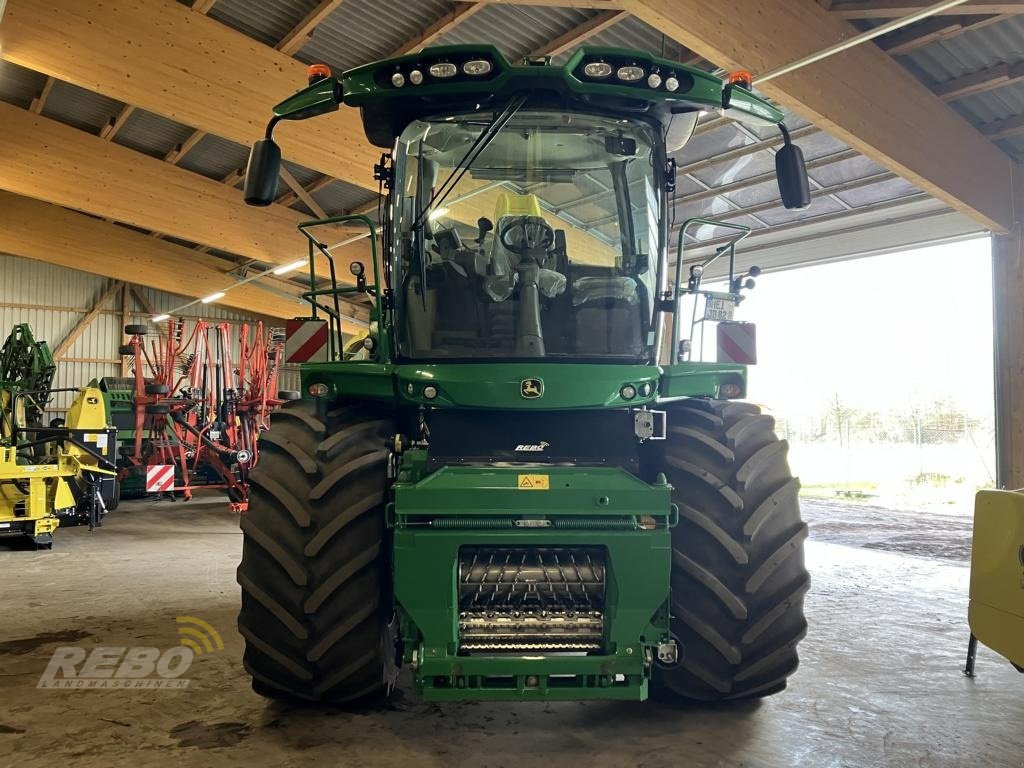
[435,4,597,61]
[0,60,48,109]
[298,0,453,72]
[312,181,380,215]
[113,108,195,159]
[208,0,324,47]
[905,15,1024,81]
[887,15,1023,160]
[177,133,250,180]
[41,80,123,134]
[957,82,1024,124]
[551,14,691,66]
[755,196,848,227]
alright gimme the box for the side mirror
[776,141,811,210]
[243,138,281,206]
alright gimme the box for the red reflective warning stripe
[290,323,329,362]
[146,464,175,492]
[718,331,749,363]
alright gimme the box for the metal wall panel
[0,253,287,412]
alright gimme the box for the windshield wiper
[410,94,528,234]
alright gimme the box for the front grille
[457,547,606,653]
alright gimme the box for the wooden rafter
[277,0,346,55]
[28,76,54,114]
[877,13,1007,55]
[828,0,1024,17]
[99,104,136,140]
[933,59,1024,101]
[191,0,217,13]
[460,0,624,8]
[530,10,629,57]
[276,175,334,207]
[164,129,206,164]
[279,166,328,218]
[981,113,1024,141]
[52,280,124,360]
[390,3,488,55]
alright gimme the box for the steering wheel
[498,216,555,256]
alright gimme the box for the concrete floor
[0,498,1021,768]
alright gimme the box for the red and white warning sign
[717,321,757,364]
[285,319,329,364]
[146,464,176,493]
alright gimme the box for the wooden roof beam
[828,1,1024,17]
[620,0,1016,232]
[1,0,379,191]
[0,102,371,278]
[0,192,331,322]
[277,0,346,56]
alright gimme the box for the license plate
[704,296,736,322]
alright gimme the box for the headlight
[665,74,680,92]
[583,61,613,79]
[429,62,458,79]
[391,72,405,88]
[616,65,644,82]
[620,384,637,400]
[308,382,329,397]
[462,59,492,76]
[409,69,423,85]
[647,72,662,89]
[423,385,438,400]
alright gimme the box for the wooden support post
[120,283,132,376]
[992,166,1024,487]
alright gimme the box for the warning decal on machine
[146,465,175,493]
[517,474,549,490]
[285,319,330,364]
[717,321,757,364]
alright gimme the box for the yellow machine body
[0,386,114,547]
[968,489,1024,669]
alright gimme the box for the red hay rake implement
[120,319,292,511]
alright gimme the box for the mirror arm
[264,115,281,140]
[778,121,792,146]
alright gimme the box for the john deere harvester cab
[238,46,811,703]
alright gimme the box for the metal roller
[458,547,606,611]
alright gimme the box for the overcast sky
[703,237,994,421]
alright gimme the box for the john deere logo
[521,379,544,399]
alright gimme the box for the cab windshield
[392,109,661,361]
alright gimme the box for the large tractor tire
[654,399,809,701]
[236,400,395,703]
